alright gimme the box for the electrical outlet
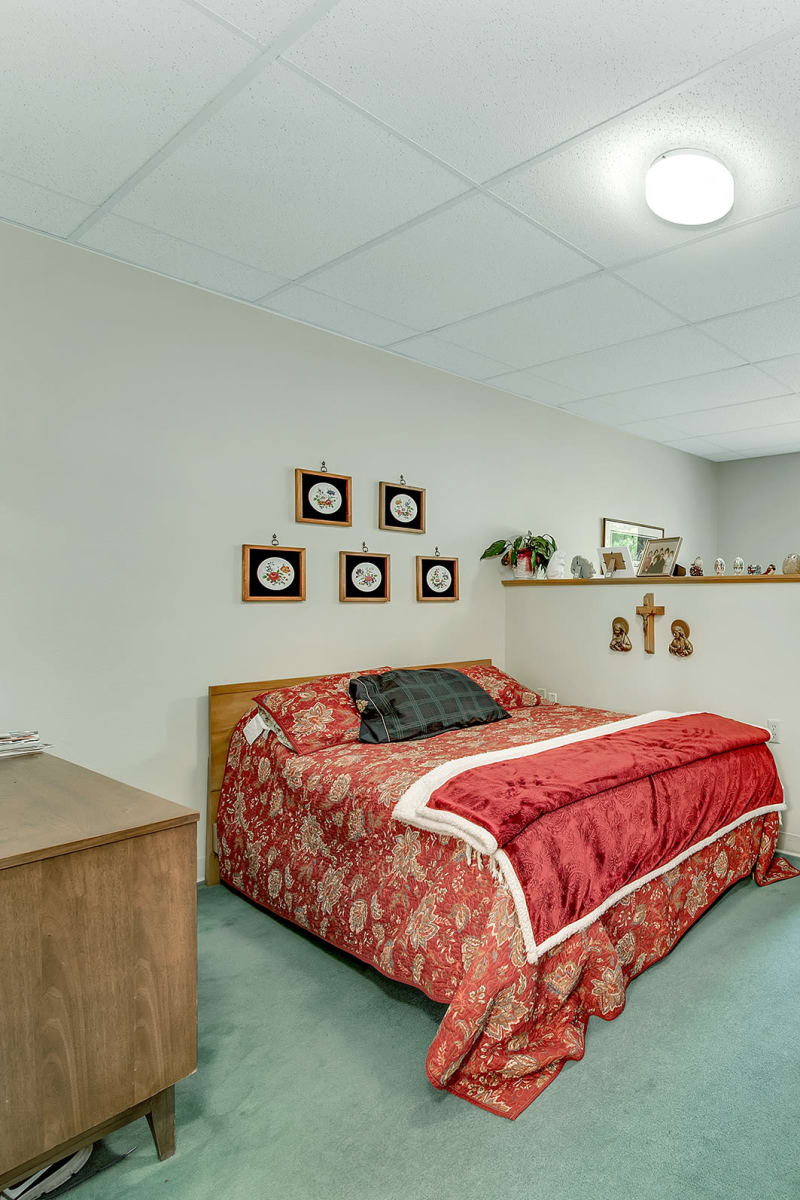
[767,719,781,743]
[547,691,558,704]
[535,685,546,701]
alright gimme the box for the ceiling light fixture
[645,149,734,226]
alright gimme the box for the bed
[208,660,797,1118]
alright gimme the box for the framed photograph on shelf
[379,481,426,534]
[242,544,306,601]
[597,546,634,578]
[637,536,683,578]
[339,551,391,602]
[601,517,664,570]
[295,468,352,527]
[416,555,459,602]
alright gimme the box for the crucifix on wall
[636,591,665,654]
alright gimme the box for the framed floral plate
[416,555,459,602]
[379,481,425,534]
[243,545,306,601]
[295,468,352,527]
[339,551,391,602]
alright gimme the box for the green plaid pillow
[349,668,510,744]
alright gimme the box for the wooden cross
[636,592,665,654]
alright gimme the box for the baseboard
[778,830,800,859]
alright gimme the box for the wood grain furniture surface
[206,658,492,884]
[0,754,199,1191]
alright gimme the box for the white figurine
[733,556,745,575]
[546,551,567,579]
[714,557,726,575]
[689,556,704,577]
[783,553,800,575]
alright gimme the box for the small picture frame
[243,544,306,601]
[339,551,391,602]
[637,536,683,578]
[598,545,634,578]
[295,468,352,527]
[416,555,459,602]
[379,481,426,534]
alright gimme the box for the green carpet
[75,873,799,1200]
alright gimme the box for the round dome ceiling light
[645,149,734,226]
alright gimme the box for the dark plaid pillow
[349,668,510,744]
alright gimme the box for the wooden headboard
[206,658,492,884]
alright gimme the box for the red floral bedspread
[217,703,797,1118]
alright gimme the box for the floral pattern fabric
[254,667,389,754]
[217,703,797,1118]
[455,663,541,710]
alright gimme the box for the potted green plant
[481,531,558,579]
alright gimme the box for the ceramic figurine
[689,556,704,577]
[546,551,568,579]
[669,619,694,658]
[733,556,745,575]
[764,563,777,575]
[570,554,596,579]
[609,616,632,653]
[747,563,763,575]
[714,557,726,575]
[782,553,800,575]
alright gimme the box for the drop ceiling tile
[192,0,323,46]
[285,0,800,180]
[755,354,800,391]
[711,421,800,451]
[619,206,800,323]
[617,417,695,442]
[492,32,800,266]
[664,437,730,457]
[114,63,464,278]
[438,274,680,369]
[485,369,583,406]
[263,286,418,345]
[308,194,594,329]
[658,392,800,438]
[0,0,257,204]
[698,295,800,362]
[80,214,286,300]
[564,364,789,425]
[389,334,513,380]
[532,326,743,396]
[0,173,92,236]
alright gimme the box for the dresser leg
[146,1086,175,1160]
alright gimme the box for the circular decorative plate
[351,561,382,592]
[308,481,343,515]
[426,564,452,593]
[257,556,295,591]
[389,492,418,523]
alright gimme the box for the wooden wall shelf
[503,575,800,587]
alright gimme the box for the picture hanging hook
[399,473,406,485]
[434,545,441,557]
[361,541,369,553]
[271,533,280,546]
[320,460,328,473]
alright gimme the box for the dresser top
[0,753,199,870]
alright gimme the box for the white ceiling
[4,0,800,461]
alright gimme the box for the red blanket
[425,713,784,958]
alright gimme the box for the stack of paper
[0,731,47,758]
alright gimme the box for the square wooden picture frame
[295,468,352,527]
[339,551,391,602]
[242,544,306,601]
[378,481,426,534]
[416,555,459,602]
[636,536,683,578]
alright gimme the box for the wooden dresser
[0,754,199,1191]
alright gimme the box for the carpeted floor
[73,870,800,1200]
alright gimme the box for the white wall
[717,452,800,570]
[506,582,800,855]
[1,222,719,877]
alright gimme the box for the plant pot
[513,549,534,579]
